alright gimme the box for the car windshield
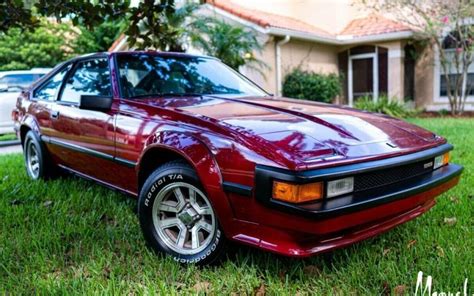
[116,54,267,98]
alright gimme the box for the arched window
[439,26,474,97]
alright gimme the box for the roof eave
[268,27,338,45]
[336,30,415,44]
[269,27,414,45]
[205,4,415,45]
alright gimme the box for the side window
[60,59,111,104]
[33,65,71,101]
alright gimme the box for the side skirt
[58,164,138,198]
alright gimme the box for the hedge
[282,69,341,103]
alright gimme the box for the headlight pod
[272,177,355,203]
[434,152,450,170]
[326,177,354,198]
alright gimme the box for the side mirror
[79,95,113,111]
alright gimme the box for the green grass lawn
[0,133,17,142]
[0,118,472,294]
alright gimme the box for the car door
[49,57,121,186]
[27,64,73,142]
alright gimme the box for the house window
[440,73,474,96]
[439,28,474,97]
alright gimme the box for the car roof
[72,51,218,61]
[112,50,217,60]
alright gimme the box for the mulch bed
[418,111,474,118]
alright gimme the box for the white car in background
[0,69,51,135]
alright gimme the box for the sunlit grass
[0,133,17,142]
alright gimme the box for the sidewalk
[0,144,22,155]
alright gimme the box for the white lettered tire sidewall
[138,162,225,265]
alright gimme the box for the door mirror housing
[79,95,113,111]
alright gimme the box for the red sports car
[13,52,462,265]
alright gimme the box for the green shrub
[438,109,450,117]
[354,95,419,118]
[282,69,341,103]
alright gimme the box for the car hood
[136,95,444,167]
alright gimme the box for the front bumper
[232,168,461,257]
[229,143,463,257]
[254,143,462,218]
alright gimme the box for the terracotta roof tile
[340,14,411,37]
[206,0,333,37]
[207,1,412,39]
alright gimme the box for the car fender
[19,113,42,142]
[137,131,235,235]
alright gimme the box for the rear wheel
[138,161,226,265]
[23,131,56,180]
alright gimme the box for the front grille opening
[353,159,434,192]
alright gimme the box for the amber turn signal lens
[272,181,323,203]
[443,152,450,165]
[434,152,450,169]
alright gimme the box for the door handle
[51,110,60,119]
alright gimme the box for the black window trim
[56,55,113,107]
[30,62,73,102]
[113,53,124,99]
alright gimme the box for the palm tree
[163,2,200,52]
[190,17,265,72]
[131,2,200,52]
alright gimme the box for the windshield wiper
[159,93,203,97]
[128,92,203,99]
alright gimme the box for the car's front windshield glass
[116,54,267,98]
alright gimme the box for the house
[109,0,474,111]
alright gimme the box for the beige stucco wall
[233,0,366,34]
[241,38,277,93]
[280,39,339,75]
[243,38,339,94]
[414,44,435,108]
[376,40,405,101]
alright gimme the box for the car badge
[424,161,434,169]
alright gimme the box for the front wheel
[138,161,226,265]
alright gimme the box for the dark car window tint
[0,74,44,88]
[60,59,111,104]
[33,66,71,101]
[117,54,266,98]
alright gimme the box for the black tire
[138,160,226,265]
[23,131,56,180]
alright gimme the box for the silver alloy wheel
[26,141,40,179]
[152,182,216,255]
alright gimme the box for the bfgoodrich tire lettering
[138,161,226,265]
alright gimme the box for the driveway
[0,144,22,155]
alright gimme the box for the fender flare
[137,131,235,235]
[19,115,42,144]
